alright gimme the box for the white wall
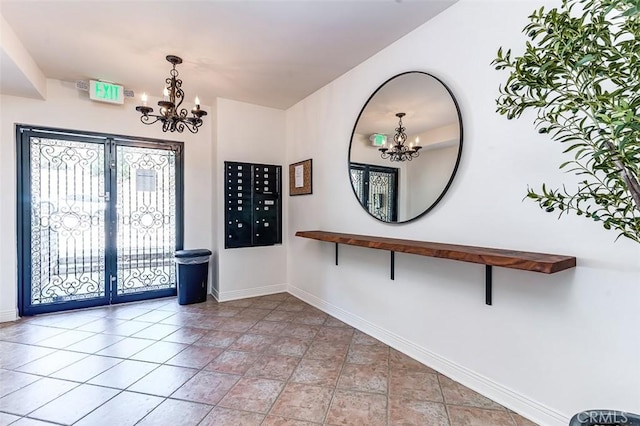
[0,79,214,320]
[286,1,640,425]
[215,98,287,300]
[406,143,459,216]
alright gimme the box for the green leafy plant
[492,0,640,243]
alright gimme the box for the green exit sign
[371,133,387,147]
[89,80,124,104]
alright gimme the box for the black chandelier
[136,55,207,134]
[379,112,422,162]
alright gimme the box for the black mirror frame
[348,71,464,224]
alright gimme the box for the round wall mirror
[348,71,463,223]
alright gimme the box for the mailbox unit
[225,161,282,249]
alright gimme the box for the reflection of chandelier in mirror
[135,55,207,134]
[379,112,422,162]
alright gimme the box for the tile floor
[0,294,538,425]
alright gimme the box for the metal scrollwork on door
[29,137,106,305]
[116,146,177,295]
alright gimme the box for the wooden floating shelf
[295,230,577,305]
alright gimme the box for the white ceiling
[355,72,460,136]
[0,0,457,109]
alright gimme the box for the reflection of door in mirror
[348,71,463,223]
[350,163,398,222]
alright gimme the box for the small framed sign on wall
[289,159,312,196]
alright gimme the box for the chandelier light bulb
[195,96,200,106]
[415,136,420,145]
[141,93,148,106]
[163,87,169,100]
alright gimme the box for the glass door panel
[24,136,108,314]
[114,144,178,300]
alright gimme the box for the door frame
[16,124,184,316]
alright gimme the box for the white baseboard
[0,309,18,323]
[287,285,569,426]
[213,283,288,302]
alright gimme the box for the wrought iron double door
[17,127,184,316]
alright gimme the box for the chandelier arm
[140,115,162,125]
[184,122,199,134]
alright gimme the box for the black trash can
[174,249,212,305]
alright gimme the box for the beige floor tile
[35,330,95,349]
[63,333,124,354]
[337,362,388,394]
[137,398,212,426]
[8,418,56,425]
[171,370,240,405]
[166,345,224,369]
[279,324,319,340]
[0,412,21,425]
[262,416,321,426]
[0,377,78,416]
[218,377,285,413]
[87,359,157,389]
[390,348,436,374]
[128,364,198,396]
[95,337,154,358]
[389,398,449,426]
[73,391,162,426]
[205,350,260,375]
[304,341,349,362]
[229,333,278,353]
[323,317,352,329]
[199,407,264,426]
[28,384,119,425]
[439,375,505,410]
[346,344,389,366]
[266,337,311,357]
[351,330,386,346]
[49,355,122,383]
[192,330,242,348]
[131,323,180,340]
[101,320,153,337]
[314,327,353,345]
[291,358,343,388]
[326,389,387,426]
[389,370,443,402]
[16,350,87,376]
[510,411,539,426]
[161,327,208,344]
[245,354,301,381]
[0,370,40,398]
[270,383,333,423]
[448,405,515,426]
[249,320,289,336]
[129,341,188,363]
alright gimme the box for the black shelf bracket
[390,251,395,280]
[485,265,492,305]
[331,243,493,305]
